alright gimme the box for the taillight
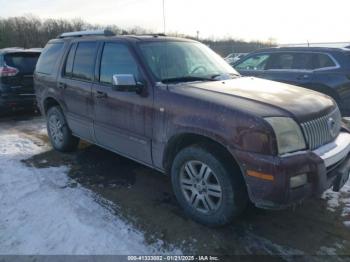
[0,65,19,77]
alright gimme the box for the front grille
[301,107,342,150]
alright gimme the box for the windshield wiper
[161,76,213,83]
[209,73,240,80]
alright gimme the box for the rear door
[58,41,97,142]
[263,52,315,87]
[2,52,40,95]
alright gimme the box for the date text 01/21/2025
[127,255,220,261]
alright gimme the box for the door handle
[96,91,108,99]
[296,74,310,80]
[58,82,67,89]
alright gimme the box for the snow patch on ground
[322,177,350,228]
[0,133,180,255]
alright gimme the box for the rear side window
[266,53,313,70]
[99,43,139,85]
[235,54,270,70]
[313,53,336,69]
[36,43,64,75]
[71,42,97,81]
[64,43,77,77]
[4,53,40,74]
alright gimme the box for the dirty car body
[34,31,350,225]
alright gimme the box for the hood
[169,77,336,122]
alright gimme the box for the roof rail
[278,42,350,48]
[152,33,166,37]
[1,47,23,50]
[58,29,115,38]
[27,48,43,51]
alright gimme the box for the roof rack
[152,33,166,37]
[58,29,115,38]
[1,47,23,50]
[25,48,43,52]
[278,42,350,48]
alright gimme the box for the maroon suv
[34,30,350,226]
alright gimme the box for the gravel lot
[0,113,349,260]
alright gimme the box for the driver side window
[99,43,140,85]
[235,54,270,71]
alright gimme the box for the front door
[92,42,153,164]
[234,53,271,79]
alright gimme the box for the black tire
[46,106,79,152]
[171,145,248,226]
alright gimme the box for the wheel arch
[162,132,243,178]
[43,97,63,115]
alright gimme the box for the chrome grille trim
[301,108,342,150]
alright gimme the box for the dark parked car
[0,48,41,114]
[232,47,350,117]
[34,31,350,226]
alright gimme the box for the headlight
[265,117,306,155]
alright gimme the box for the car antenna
[162,0,166,34]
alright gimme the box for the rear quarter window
[312,53,336,69]
[36,43,64,75]
[4,53,40,74]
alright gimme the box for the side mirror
[112,74,143,93]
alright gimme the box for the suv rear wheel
[47,106,79,152]
[171,145,247,226]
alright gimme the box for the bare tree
[0,15,273,55]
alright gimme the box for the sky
[0,0,349,44]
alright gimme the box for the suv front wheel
[47,106,80,152]
[171,145,247,226]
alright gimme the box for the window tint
[64,43,76,77]
[235,54,270,70]
[313,53,336,69]
[99,43,139,85]
[266,53,313,70]
[72,42,97,81]
[36,43,64,75]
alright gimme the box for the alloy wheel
[48,115,64,145]
[180,160,223,214]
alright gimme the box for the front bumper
[233,132,350,209]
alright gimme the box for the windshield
[139,41,239,83]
